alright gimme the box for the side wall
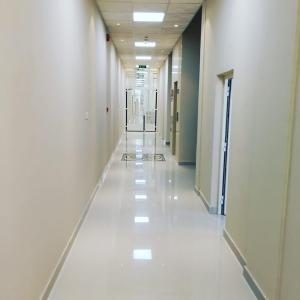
[158,57,171,143]
[169,9,201,163]
[0,0,123,299]
[280,4,300,297]
[171,38,183,161]
[195,0,298,299]
[166,54,173,144]
[179,9,202,163]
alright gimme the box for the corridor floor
[48,132,256,300]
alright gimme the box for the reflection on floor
[48,132,256,300]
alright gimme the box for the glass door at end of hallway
[126,88,158,132]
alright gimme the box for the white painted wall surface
[280,11,300,297]
[158,59,170,142]
[196,0,299,298]
[171,39,183,161]
[0,1,124,299]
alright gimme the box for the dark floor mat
[121,153,166,161]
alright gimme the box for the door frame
[125,88,158,133]
[217,77,233,215]
[171,81,178,155]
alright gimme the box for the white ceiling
[96,0,203,69]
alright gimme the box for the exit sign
[138,65,147,69]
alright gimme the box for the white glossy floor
[48,132,256,300]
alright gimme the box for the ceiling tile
[97,0,203,68]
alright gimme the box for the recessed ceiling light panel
[135,41,156,48]
[136,56,152,60]
[133,12,165,22]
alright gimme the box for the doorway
[171,81,178,155]
[125,88,158,132]
[218,78,233,215]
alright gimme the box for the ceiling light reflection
[134,217,149,223]
[135,179,146,184]
[135,194,147,200]
[133,249,152,260]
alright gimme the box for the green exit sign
[138,65,147,69]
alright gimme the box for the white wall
[171,39,183,160]
[158,59,170,142]
[280,15,300,298]
[196,0,299,298]
[0,0,124,299]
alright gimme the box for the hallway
[48,133,255,300]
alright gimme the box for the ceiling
[96,0,203,69]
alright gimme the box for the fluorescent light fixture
[173,65,178,69]
[174,24,179,28]
[174,196,178,200]
[135,194,147,200]
[135,179,146,184]
[135,41,156,48]
[133,12,165,22]
[135,217,149,223]
[136,56,152,60]
[133,249,152,260]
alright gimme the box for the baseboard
[223,229,247,266]
[223,228,267,300]
[40,136,121,300]
[194,186,218,214]
[194,186,266,300]
[243,266,267,300]
[40,183,100,300]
